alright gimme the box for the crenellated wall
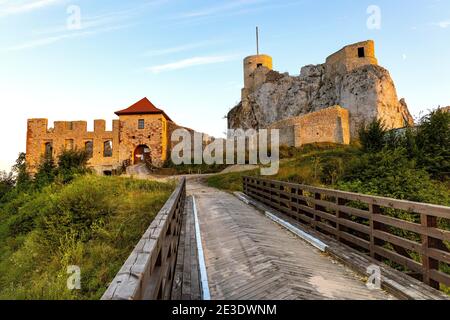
[26,119,120,174]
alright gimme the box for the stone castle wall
[117,114,168,168]
[268,106,350,147]
[26,119,120,174]
[26,115,171,174]
[229,40,414,141]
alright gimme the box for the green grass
[207,143,361,192]
[0,175,175,300]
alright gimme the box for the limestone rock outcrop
[228,40,414,138]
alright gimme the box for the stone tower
[325,40,378,77]
[241,54,273,103]
[229,40,414,138]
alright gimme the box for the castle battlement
[25,98,187,175]
[27,119,119,134]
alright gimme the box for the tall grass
[0,175,175,300]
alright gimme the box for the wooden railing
[102,178,186,300]
[243,176,450,290]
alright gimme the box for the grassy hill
[208,108,450,207]
[207,143,450,206]
[0,175,175,300]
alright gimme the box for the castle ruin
[228,40,414,147]
[26,98,191,174]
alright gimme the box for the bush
[338,148,449,205]
[57,149,91,183]
[415,109,450,180]
[0,171,14,202]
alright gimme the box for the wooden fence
[243,176,450,290]
[102,178,186,300]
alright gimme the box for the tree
[0,171,15,200]
[34,156,56,188]
[358,119,387,153]
[12,152,31,189]
[415,108,450,180]
[56,149,90,183]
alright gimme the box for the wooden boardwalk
[171,196,202,300]
[187,180,394,300]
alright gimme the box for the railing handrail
[244,176,450,218]
[243,176,450,291]
[101,177,186,300]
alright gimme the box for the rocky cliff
[228,41,414,138]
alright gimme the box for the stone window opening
[44,142,53,158]
[257,63,263,68]
[68,122,73,130]
[138,119,145,129]
[65,139,74,150]
[358,47,365,58]
[85,141,93,159]
[103,140,113,157]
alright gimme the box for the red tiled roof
[114,97,172,121]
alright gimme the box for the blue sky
[0,0,449,171]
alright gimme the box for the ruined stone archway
[134,145,151,165]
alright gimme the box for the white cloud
[144,40,224,57]
[438,20,450,28]
[180,0,266,18]
[2,24,131,52]
[147,55,238,73]
[0,0,62,17]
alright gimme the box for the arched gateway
[134,145,151,164]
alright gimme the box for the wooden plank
[102,178,186,301]
[428,248,450,264]
[373,246,423,274]
[338,218,370,235]
[339,231,370,251]
[373,230,422,253]
[244,176,450,218]
[244,177,450,293]
[429,269,450,287]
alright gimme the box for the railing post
[336,197,345,242]
[421,213,440,289]
[313,192,321,230]
[369,204,381,259]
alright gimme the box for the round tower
[243,54,273,89]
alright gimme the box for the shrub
[11,153,31,191]
[0,171,14,202]
[415,109,450,180]
[57,149,91,183]
[358,119,387,153]
[338,148,449,205]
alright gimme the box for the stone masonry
[26,97,190,174]
[268,106,350,147]
[228,40,415,143]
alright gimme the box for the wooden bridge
[102,176,450,300]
